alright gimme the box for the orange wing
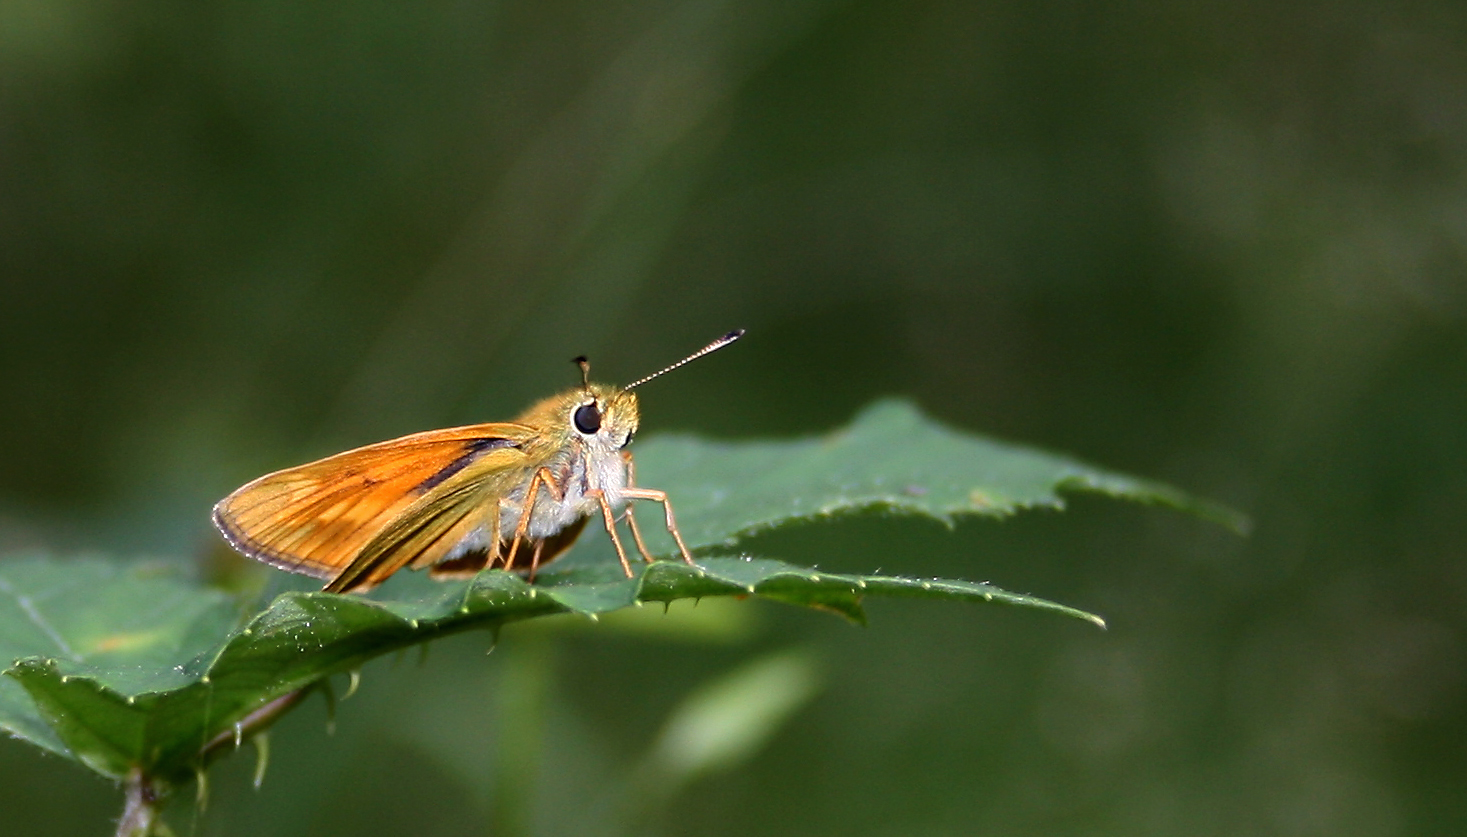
[213,423,537,591]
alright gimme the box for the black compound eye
[573,402,602,434]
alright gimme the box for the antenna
[573,355,592,390]
[625,329,744,390]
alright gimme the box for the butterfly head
[569,383,640,451]
[553,330,743,453]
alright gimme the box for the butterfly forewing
[323,458,530,592]
[213,423,535,584]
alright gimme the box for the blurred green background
[2,0,1465,834]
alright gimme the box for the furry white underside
[441,445,630,563]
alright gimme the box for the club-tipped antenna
[625,329,744,390]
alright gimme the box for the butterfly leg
[588,489,636,577]
[621,451,656,563]
[486,504,503,567]
[527,539,546,583]
[505,468,563,572]
[620,487,695,566]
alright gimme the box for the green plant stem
[115,768,161,837]
[489,632,554,837]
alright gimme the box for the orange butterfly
[213,331,742,593]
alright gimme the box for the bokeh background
[2,0,1465,834]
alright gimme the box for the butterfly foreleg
[621,451,657,564]
[620,481,696,567]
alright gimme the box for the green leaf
[629,399,1249,555]
[0,399,1242,800]
[0,558,239,764]
[0,557,1097,787]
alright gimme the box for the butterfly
[213,331,742,593]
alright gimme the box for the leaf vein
[0,575,82,662]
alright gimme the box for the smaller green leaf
[646,648,822,783]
